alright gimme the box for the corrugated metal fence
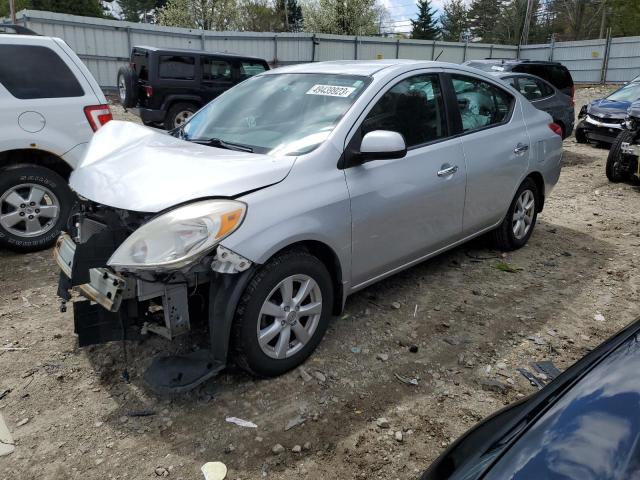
[8,10,517,88]
[4,10,640,89]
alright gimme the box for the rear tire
[606,130,634,183]
[492,178,539,251]
[0,165,73,252]
[164,102,198,130]
[232,250,334,377]
[117,66,138,108]
[575,127,587,144]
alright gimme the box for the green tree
[440,0,468,41]
[119,0,168,22]
[303,0,385,35]
[608,0,640,37]
[239,0,280,31]
[276,0,304,32]
[468,0,503,42]
[158,0,240,30]
[411,0,440,39]
[1,0,105,18]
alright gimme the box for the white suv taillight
[84,104,113,132]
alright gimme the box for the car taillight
[144,85,153,98]
[84,104,113,132]
[549,122,563,137]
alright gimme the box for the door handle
[514,143,529,154]
[437,165,459,177]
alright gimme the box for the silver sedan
[57,60,563,393]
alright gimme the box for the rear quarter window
[159,55,195,80]
[240,61,267,80]
[0,44,84,99]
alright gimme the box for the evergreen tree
[275,0,304,32]
[440,0,468,41]
[119,0,167,22]
[410,0,440,40]
[1,0,105,18]
[468,0,503,42]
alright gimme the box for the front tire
[232,250,334,377]
[492,178,539,251]
[606,130,634,182]
[575,127,587,144]
[0,165,73,252]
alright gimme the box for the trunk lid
[70,121,296,212]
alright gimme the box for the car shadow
[79,219,615,474]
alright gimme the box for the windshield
[607,82,640,102]
[181,73,370,156]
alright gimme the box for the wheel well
[526,172,545,212]
[270,240,344,315]
[0,149,72,180]
[554,119,566,139]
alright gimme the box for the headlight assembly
[107,200,246,271]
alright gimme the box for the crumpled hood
[70,121,295,212]
[588,98,630,118]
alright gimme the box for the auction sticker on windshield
[306,84,357,97]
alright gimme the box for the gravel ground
[1,85,639,480]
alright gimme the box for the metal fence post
[126,27,132,54]
[200,30,205,50]
[600,28,612,84]
[354,36,358,60]
[311,34,317,62]
[431,40,436,60]
[396,39,400,59]
[489,44,494,59]
[274,34,278,66]
[463,38,468,62]
[549,34,555,61]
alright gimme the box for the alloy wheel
[0,183,60,238]
[256,274,323,360]
[512,189,535,240]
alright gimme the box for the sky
[379,0,447,35]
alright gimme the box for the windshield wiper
[186,137,253,153]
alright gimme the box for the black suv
[117,46,270,129]
[464,59,575,100]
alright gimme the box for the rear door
[200,56,234,103]
[446,71,530,235]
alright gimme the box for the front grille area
[588,114,624,124]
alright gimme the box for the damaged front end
[55,200,255,394]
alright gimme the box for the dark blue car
[576,78,640,145]
[421,317,640,480]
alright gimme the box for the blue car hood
[588,98,630,118]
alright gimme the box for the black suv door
[200,56,235,103]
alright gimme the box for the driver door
[344,73,467,288]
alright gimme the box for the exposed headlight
[107,200,246,271]
[625,117,636,130]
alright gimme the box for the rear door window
[201,58,232,82]
[159,55,195,80]
[0,44,84,99]
[451,75,514,132]
[515,76,547,100]
[239,61,267,80]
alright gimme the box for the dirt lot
[1,86,639,480]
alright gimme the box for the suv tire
[164,102,198,130]
[606,130,634,183]
[232,250,334,377]
[492,178,539,251]
[575,127,587,144]
[0,165,74,252]
[117,66,138,108]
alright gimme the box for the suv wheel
[575,127,587,144]
[165,103,197,130]
[117,66,138,108]
[232,250,334,377]
[0,165,73,252]
[492,178,539,251]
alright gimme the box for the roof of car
[132,45,267,62]
[266,59,456,76]
[466,58,564,66]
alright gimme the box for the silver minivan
[56,60,563,393]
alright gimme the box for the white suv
[0,33,112,252]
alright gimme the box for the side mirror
[359,130,407,162]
